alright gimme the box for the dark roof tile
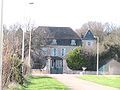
[83,30,95,40]
[35,26,80,39]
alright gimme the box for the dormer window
[51,39,57,45]
[71,40,76,45]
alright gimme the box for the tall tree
[76,21,106,42]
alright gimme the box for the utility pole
[0,0,4,89]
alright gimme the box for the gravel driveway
[32,74,120,90]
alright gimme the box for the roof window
[71,40,76,45]
[51,39,57,45]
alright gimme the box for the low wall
[32,69,47,74]
[64,69,96,75]
[63,59,96,74]
[32,69,96,75]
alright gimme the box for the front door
[50,59,63,74]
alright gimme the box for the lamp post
[21,27,25,74]
[0,0,4,89]
[28,2,34,71]
[96,36,99,75]
[21,2,34,74]
[28,27,31,69]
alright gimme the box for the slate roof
[36,26,80,39]
[82,30,95,40]
[35,26,82,46]
[47,39,82,46]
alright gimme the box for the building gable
[83,30,95,40]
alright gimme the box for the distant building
[99,58,120,75]
[82,30,96,49]
[32,26,96,74]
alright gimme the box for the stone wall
[63,58,96,74]
[44,45,78,57]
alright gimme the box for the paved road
[32,74,120,90]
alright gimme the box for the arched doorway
[50,56,63,74]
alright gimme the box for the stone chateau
[32,26,96,74]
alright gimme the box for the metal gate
[50,59,63,74]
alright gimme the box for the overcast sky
[3,0,120,29]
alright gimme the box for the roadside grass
[80,75,120,89]
[21,76,69,90]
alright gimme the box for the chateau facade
[32,26,96,74]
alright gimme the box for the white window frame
[51,39,57,45]
[51,48,57,56]
[71,40,76,45]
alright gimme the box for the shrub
[9,54,26,85]
[66,48,87,70]
[66,47,96,70]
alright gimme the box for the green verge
[20,76,69,90]
[80,75,120,89]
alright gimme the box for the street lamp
[95,36,99,75]
[0,0,4,89]
[21,2,34,74]
[21,26,25,74]
[28,2,34,71]
[28,26,31,69]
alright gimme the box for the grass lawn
[80,75,120,89]
[21,76,69,90]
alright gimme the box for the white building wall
[42,45,79,73]
[43,45,78,57]
[42,39,96,74]
[82,40,96,49]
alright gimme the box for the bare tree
[76,21,106,42]
[2,24,23,88]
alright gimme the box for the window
[61,48,66,56]
[71,40,76,45]
[52,59,55,67]
[51,48,57,56]
[51,39,57,45]
[42,48,47,52]
[42,48,47,55]
[88,42,91,46]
